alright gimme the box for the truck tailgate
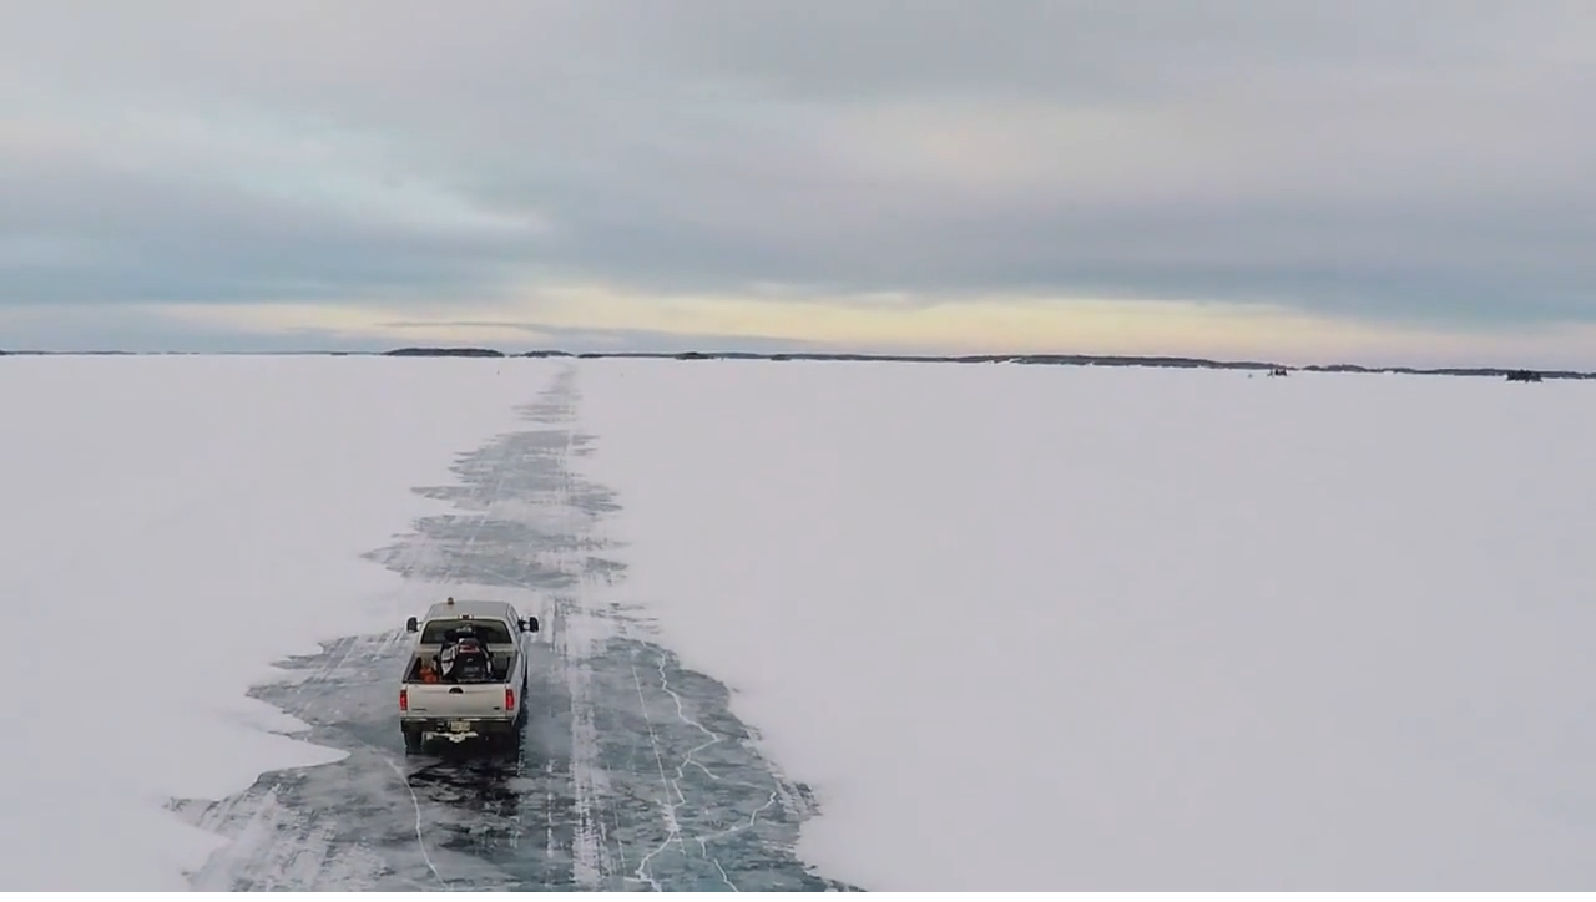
[405,683,512,719]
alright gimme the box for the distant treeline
[0,347,1583,379]
[383,347,506,358]
[369,348,1585,380]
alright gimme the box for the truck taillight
[505,687,515,711]
[399,688,408,711]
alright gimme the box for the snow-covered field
[4,355,1593,890]
[576,360,1596,890]
[0,356,536,891]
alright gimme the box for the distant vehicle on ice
[398,597,541,754]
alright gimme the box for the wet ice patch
[175,365,854,891]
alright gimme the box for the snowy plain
[5,354,1595,891]
[576,359,1596,891]
[0,355,540,891]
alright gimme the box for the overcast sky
[5,0,1596,366]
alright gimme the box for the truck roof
[421,598,519,623]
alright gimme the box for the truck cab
[398,597,541,753]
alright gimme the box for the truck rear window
[420,619,513,645]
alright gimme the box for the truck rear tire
[402,724,423,755]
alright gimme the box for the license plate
[448,720,472,732]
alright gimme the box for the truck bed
[402,653,515,684]
[400,649,522,722]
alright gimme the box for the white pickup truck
[398,597,541,754]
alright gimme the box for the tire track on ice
[172,378,555,891]
[176,362,857,891]
[484,366,854,891]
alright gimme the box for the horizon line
[0,345,1586,379]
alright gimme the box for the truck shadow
[402,752,529,845]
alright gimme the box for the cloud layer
[5,1,1596,361]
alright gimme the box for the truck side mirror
[526,616,541,634]
[405,616,419,633]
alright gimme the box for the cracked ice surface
[176,364,851,891]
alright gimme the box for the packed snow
[0,355,539,891]
[576,360,1596,890]
[7,354,1595,890]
